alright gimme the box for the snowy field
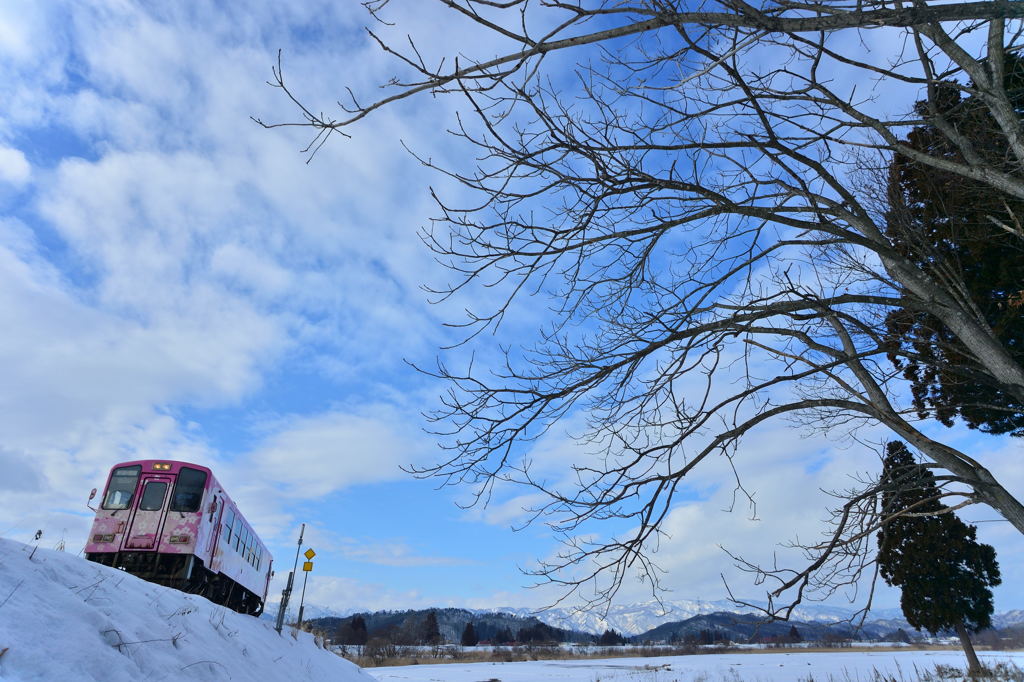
[370,649,1024,682]
[0,537,373,682]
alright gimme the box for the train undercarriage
[84,551,263,616]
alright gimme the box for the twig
[180,660,232,678]
[0,580,23,609]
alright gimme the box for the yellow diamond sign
[304,548,316,560]
[303,561,313,572]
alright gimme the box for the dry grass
[331,642,1024,669]
[335,643,706,668]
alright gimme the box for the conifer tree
[354,615,368,645]
[335,614,368,645]
[598,629,626,646]
[461,622,479,647]
[877,441,1001,674]
[884,54,1024,437]
[422,610,442,646]
[494,627,513,644]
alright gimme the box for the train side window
[102,466,141,510]
[223,508,235,544]
[169,467,208,512]
[234,521,245,552]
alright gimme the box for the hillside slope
[0,537,373,682]
[313,607,593,644]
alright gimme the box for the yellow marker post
[297,548,315,628]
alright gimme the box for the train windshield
[169,466,208,512]
[102,465,141,510]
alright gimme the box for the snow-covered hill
[0,537,374,682]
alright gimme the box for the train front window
[139,481,168,511]
[169,467,208,512]
[101,465,141,510]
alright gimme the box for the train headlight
[169,535,190,544]
[152,462,172,471]
[92,534,115,543]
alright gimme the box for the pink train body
[84,459,273,615]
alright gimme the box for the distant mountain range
[270,597,1024,639]
[306,607,593,644]
[497,600,1024,637]
[492,599,906,636]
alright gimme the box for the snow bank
[371,650,1024,682]
[0,538,374,682]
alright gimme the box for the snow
[369,650,1024,682]
[0,537,375,682]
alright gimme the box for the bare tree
[260,1,1024,613]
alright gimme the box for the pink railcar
[84,459,273,615]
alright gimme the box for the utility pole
[274,523,304,634]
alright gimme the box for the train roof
[106,459,214,475]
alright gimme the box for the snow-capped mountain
[994,610,1024,629]
[491,600,1020,636]
[491,599,868,636]
[262,600,359,623]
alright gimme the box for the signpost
[274,523,305,634]
[297,548,315,629]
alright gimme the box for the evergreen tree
[877,441,1001,674]
[787,625,802,644]
[351,615,368,645]
[334,614,369,645]
[493,627,514,644]
[598,629,626,646]
[885,54,1024,436]
[461,622,479,647]
[421,610,442,645]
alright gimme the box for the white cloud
[0,145,29,186]
[210,242,293,299]
[288,524,472,568]
[246,407,428,499]
[285,574,433,614]
[0,3,41,61]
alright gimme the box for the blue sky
[2,0,1022,616]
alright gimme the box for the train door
[204,494,224,563]
[124,474,173,550]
